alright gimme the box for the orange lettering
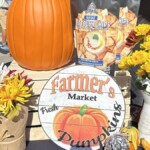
[74,75,89,91]
[97,78,110,94]
[51,75,59,94]
[108,87,115,98]
[90,77,98,93]
[67,75,75,91]
[59,78,67,92]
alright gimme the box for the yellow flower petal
[136,69,146,76]
[118,56,131,70]
[145,35,150,42]
[134,24,150,36]
[140,42,150,51]
[141,61,150,73]
[130,50,149,65]
[0,73,32,119]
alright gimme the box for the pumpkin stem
[79,105,88,116]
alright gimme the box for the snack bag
[116,0,141,63]
[71,0,120,72]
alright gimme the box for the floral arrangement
[0,63,32,120]
[118,24,150,93]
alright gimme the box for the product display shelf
[9,60,131,141]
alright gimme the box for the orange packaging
[115,0,141,63]
[72,0,120,72]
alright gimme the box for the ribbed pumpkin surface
[7,0,74,70]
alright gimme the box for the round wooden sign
[38,65,125,150]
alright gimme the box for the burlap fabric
[0,105,28,150]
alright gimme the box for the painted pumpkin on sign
[7,0,74,70]
[53,105,109,146]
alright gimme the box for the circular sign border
[38,65,126,150]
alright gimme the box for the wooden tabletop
[0,52,13,65]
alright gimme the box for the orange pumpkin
[53,105,109,146]
[7,0,74,70]
[141,138,150,150]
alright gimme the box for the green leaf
[93,34,99,41]
[135,80,147,90]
